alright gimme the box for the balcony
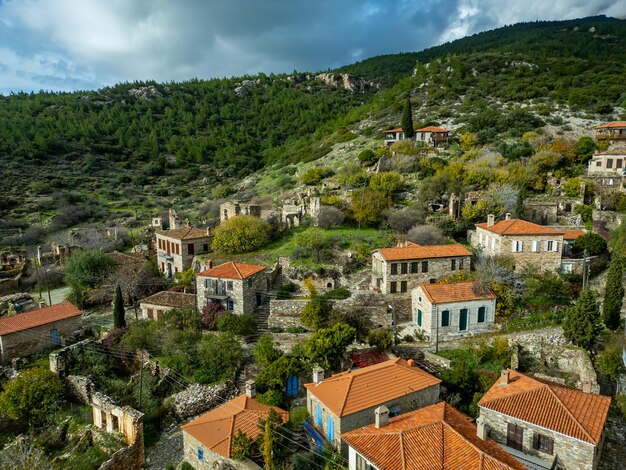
[204,289,229,300]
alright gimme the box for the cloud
[0,0,624,93]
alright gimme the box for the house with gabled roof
[304,358,441,455]
[371,241,472,295]
[478,370,611,470]
[196,261,269,315]
[469,214,564,273]
[0,301,82,364]
[181,384,288,469]
[412,281,496,342]
[342,401,526,470]
[156,226,212,278]
[383,126,449,148]
[139,291,196,321]
[593,121,626,142]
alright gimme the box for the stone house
[219,201,264,222]
[181,384,288,470]
[412,281,496,342]
[371,241,472,295]
[342,402,525,470]
[304,358,441,456]
[561,229,586,257]
[478,370,611,470]
[155,227,212,278]
[468,214,564,273]
[139,291,196,321]
[383,126,449,148]
[587,151,626,176]
[0,301,82,364]
[196,262,269,315]
[593,121,626,142]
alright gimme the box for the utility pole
[33,257,43,300]
[582,249,589,290]
[43,265,52,305]
[389,303,398,346]
[139,361,144,408]
[435,306,440,354]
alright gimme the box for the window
[227,281,233,291]
[417,309,422,326]
[175,244,180,255]
[197,447,204,461]
[390,282,397,293]
[478,306,486,323]
[618,159,624,169]
[512,240,523,252]
[451,259,456,270]
[400,281,407,293]
[401,263,408,274]
[441,310,450,327]
[247,278,253,288]
[226,300,234,311]
[532,432,554,455]
[391,263,398,275]
[356,453,374,470]
[546,240,554,251]
[532,240,540,252]
[202,243,209,252]
[596,160,602,166]
[507,423,524,451]
[205,278,212,289]
[187,243,195,255]
[607,159,613,169]
[459,259,464,269]
[422,261,428,273]
[410,262,418,273]
[147,309,153,320]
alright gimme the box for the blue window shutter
[327,416,334,442]
[316,406,322,427]
[197,447,203,461]
[417,309,422,326]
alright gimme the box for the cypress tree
[113,284,126,329]
[401,96,414,140]
[563,289,602,351]
[603,256,624,331]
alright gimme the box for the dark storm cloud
[0,0,624,93]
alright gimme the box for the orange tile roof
[156,227,211,240]
[342,402,526,470]
[384,127,404,133]
[376,243,472,262]
[304,358,441,417]
[593,121,626,129]
[197,262,266,279]
[0,301,81,336]
[416,126,448,133]
[181,394,288,458]
[561,229,586,240]
[479,370,611,444]
[419,281,496,304]
[476,219,564,236]
[139,291,196,309]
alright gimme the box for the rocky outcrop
[128,86,162,100]
[315,73,376,92]
[169,381,238,419]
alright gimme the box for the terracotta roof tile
[479,370,611,444]
[0,301,81,335]
[304,358,441,417]
[593,121,626,129]
[181,394,288,458]
[377,243,471,262]
[416,126,448,133]
[156,227,211,240]
[561,229,586,240]
[197,262,266,280]
[342,402,526,470]
[476,219,564,236]
[418,281,496,304]
[384,128,404,133]
[139,291,196,309]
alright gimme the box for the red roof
[418,281,496,304]
[476,219,564,236]
[479,370,611,444]
[342,402,526,470]
[156,227,211,240]
[376,242,471,262]
[349,350,390,368]
[562,229,586,240]
[0,301,81,335]
[384,127,404,133]
[593,121,626,129]
[181,394,288,458]
[416,126,448,133]
[197,262,266,279]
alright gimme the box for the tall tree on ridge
[603,256,624,331]
[113,284,126,329]
[401,96,414,140]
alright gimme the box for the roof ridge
[543,383,595,443]
[398,429,407,470]
[339,373,356,416]
[232,262,243,279]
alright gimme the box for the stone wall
[183,430,260,469]
[268,299,307,329]
[169,381,238,420]
[197,270,269,316]
[66,374,94,404]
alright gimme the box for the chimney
[500,369,510,386]
[407,359,415,367]
[312,366,325,385]
[476,416,488,440]
[375,405,390,428]
[38,300,46,309]
[487,214,495,227]
[245,380,256,398]
[206,227,211,237]
[581,381,592,394]
[505,213,511,221]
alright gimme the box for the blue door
[326,416,334,443]
[50,328,59,346]
[286,375,298,397]
[315,406,322,427]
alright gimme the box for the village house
[196,262,269,315]
[0,301,82,364]
[587,151,626,176]
[304,358,441,455]
[139,291,197,321]
[383,126,449,148]
[342,402,526,470]
[478,370,611,470]
[219,200,264,222]
[468,214,564,273]
[412,281,496,342]
[155,227,212,278]
[181,382,288,470]
[561,229,586,257]
[371,241,472,295]
[593,121,626,142]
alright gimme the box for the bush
[294,227,334,262]
[212,215,272,254]
[562,178,581,197]
[301,297,332,330]
[406,225,447,245]
[369,172,403,194]
[368,328,393,351]
[357,149,377,165]
[256,389,284,407]
[217,313,257,336]
[201,303,225,329]
[351,188,392,226]
[574,204,593,223]
[211,183,233,199]
[336,162,370,187]
[597,344,624,382]
[195,332,242,384]
[384,206,425,233]
[322,287,351,300]
[317,206,345,229]
[572,232,607,256]
[299,167,334,185]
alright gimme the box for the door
[286,375,298,397]
[459,309,468,331]
[326,416,334,443]
[256,293,262,307]
[507,423,524,451]
[50,328,59,346]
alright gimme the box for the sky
[0,0,624,94]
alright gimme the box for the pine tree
[563,289,602,351]
[603,256,624,331]
[401,96,414,140]
[113,284,126,329]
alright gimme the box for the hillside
[1,15,626,248]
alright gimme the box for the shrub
[572,232,607,256]
[256,389,284,407]
[217,313,257,336]
[384,206,425,233]
[597,344,624,382]
[201,303,225,329]
[299,167,333,185]
[301,296,332,330]
[336,162,370,187]
[253,334,283,368]
[562,178,581,197]
[294,227,334,262]
[369,172,403,194]
[357,149,377,165]
[316,206,345,229]
[212,215,272,254]
[406,225,447,245]
[351,188,391,226]
[211,183,233,199]
[574,204,593,223]
[368,328,393,351]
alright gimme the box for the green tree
[572,232,607,256]
[113,284,126,329]
[258,409,287,469]
[369,172,403,195]
[161,306,203,332]
[64,250,117,307]
[367,328,393,351]
[351,188,391,226]
[305,323,356,368]
[301,296,332,330]
[300,167,334,185]
[563,289,602,351]
[211,183,234,199]
[217,313,257,336]
[574,136,596,161]
[401,97,414,140]
[357,148,376,165]
[253,334,284,368]
[212,215,272,254]
[597,344,624,382]
[0,369,64,425]
[195,332,242,384]
[231,429,255,460]
[562,178,582,197]
[603,256,624,331]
